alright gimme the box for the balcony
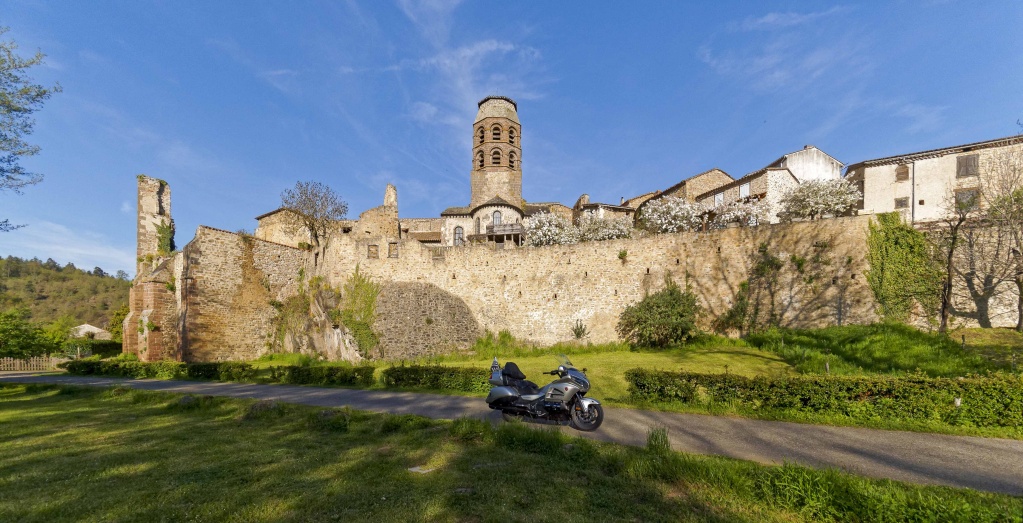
[486,223,524,235]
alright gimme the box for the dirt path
[4,372,1022,496]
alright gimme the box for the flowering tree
[710,199,769,228]
[778,179,861,220]
[638,196,706,233]
[524,211,579,246]
[577,210,632,241]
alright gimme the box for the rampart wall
[316,215,878,356]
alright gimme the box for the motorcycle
[485,355,604,432]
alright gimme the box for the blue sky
[1,1,1021,276]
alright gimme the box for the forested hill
[0,256,131,329]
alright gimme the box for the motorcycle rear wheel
[570,403,603,431]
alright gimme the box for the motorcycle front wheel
[570,402,603,431]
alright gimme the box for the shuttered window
[895,164,909,181]
[957,154,979,178]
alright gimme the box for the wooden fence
[0,357,68,372]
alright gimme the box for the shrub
[625,368,1023,428]
[185,362,256,381]
[381,365,489,394]
[268,364,375,387]
[617,275,702,347]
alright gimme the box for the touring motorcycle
[485,355,604,431]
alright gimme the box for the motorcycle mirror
[558,365,565,372]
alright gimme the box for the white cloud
[737,6,850,31]
[1,220,135,276]
[120,201,132,214]
[408,101,439,122]
[397,0,465,47]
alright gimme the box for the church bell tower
[470,96,522,208]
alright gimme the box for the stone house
[844,134,1023,223]
[693,145,843,224]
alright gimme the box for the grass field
[1,383,1019,522]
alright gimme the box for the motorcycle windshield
[557,354,574,369]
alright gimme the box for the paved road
[3,372,1023,496]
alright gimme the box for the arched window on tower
[508,128,516,145]
[477,151,484,168]
[491,150,501,166]
[508,152,516,169]
[493,211,502,226]
[454,226,464,246]
[477,127,484,144]
[492,126,501,141]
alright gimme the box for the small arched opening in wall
[475,217,481,234]
[492,125,502,141]
[477,127,485,144]
[454,226,464,246]
[508,127,516,145]
[476,151,484,168]
[493,210,502,225]
[491,149,501,166]
[508,151,517,169]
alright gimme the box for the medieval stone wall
[315,215,878,354]
[179,227,305,361]
[373,282,482,359]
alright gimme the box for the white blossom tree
[638,196,706,233]
[577,210,632,241]
[778,179,862,221]
[710,199,768,228]
[524,211,578,246]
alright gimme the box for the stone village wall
[313,215,878,359]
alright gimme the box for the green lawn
[438,344,794,402]
[1,384,1019,522]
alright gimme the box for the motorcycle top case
[489,370,504,386]
[486,386,518,405]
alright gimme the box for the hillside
[0,256,131,330]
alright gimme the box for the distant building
[72,324,112,340]
[845,135,1023,223]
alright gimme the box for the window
[492,126,501,141]
[714,193,724,206]
[957,154,979,178]
[895,164,909,181]
[493,210,502,225]
[477,127,484,144]
[367,245,379,258]
[739,183,750,199]
[955,189,980,211]
[491,150,501,165]
[508,128,516,145]
[387,242,398,258]
[894,197,909,209]
[454,226,464,246]
[477,151,484,168]
[475,217,481,235]
[508,152,516,169]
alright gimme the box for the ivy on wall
[865,212,942,323]
[156,220,175,256]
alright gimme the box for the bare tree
[981,142,1023,331]
[932,186,981,333]
[280,181,348,248]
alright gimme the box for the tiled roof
[847,135,1023,169]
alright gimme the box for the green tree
[0,308,56,358]
[108,304,130,342]
[1,27,61,232]
[617,275,702,347]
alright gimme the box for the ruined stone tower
[470,96,522,208]
[135,175,174,275]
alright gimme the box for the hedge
[625,369,1023,428]
[268,365,375,387]
[63,360,254,382]
[381,365,490,394]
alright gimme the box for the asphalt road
[3,372,1022,496]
